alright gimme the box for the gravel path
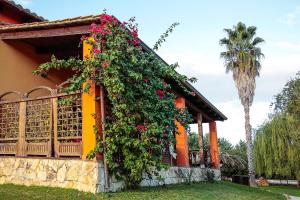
[289,196,300,200]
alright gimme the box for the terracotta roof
[0,21,10,25]
[0,15,100,33]
[1,0,45,21]
[0,13,227,121]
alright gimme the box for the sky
[15,0,300,144]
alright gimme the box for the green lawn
[261,185,300,197]
[0,182,285,200]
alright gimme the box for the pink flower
[90,23,98,32]
[93,48,101,54]
[156,89,165,99]
[136,124,147,131]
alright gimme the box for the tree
[232,140,248,165]
[254,72,300,188]
[220,22,264,186]
[188,133,247,176]
[188,132,200,150]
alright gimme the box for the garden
[0,182,289,200]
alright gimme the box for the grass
[0,181,285,200]
[261,185,300,197]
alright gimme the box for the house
[0,0,227,193]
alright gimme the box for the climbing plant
[34,14,195,188]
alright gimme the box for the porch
[0,83,83,158]
[0,15,226,192]
[0,83,220,168]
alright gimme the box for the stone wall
[0,157,99,193]
[0,157,221,193]
[98,166,221,192]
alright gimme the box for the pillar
[175,97,189,167]
[197,113,205,168]
[209,121,220,169]
[81,39,102,160]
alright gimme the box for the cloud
[279,6,300,25]
[261,53,300,76]
[190,101,271,144]
[160,51,224,76]
[277,41,300,52]
[14,0,32,6]
[160,49,299,78]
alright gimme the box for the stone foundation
[0,157,221,193]
[0,157,99,193]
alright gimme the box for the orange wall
[0,40,68,98]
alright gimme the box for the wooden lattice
[55,93,82,157]
[57,94,82,141]
[25,99,51,143]
[0,103,19,141]
[0,87,83,158]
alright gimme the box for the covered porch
[0,15,227,192]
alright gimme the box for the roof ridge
[0,14,102,32]
[2,0,46,21]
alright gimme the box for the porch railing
[0,84,82,158]
[189,149,209,167]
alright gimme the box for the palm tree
[219,22,264,187]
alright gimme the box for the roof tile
[0,15,101,32]
[2,0,45,21]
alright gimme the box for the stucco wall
[0,40,69,97]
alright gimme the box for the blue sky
[16,0,300,143]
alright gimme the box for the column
[175,97,189,167]
[81,39,102,160]
[197,113,205,168]
[209,121,220,169]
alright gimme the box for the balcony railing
[189,149,210,167]
[0,84,82,158]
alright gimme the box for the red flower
[136,124,147,131]
[90,23,98,32]
[156,89,165,99]
[93,48,101,54]
[129,27,140,46]
[100,14,117,24]
[144,79,149,83]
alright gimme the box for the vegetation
[188,133,247,176]
[254,72,300,187]
[34,14,195,188]
[0,182,285,200]
[219,22,264,186]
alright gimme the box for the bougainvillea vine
[34,13,195,188]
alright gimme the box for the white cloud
[279,6,300,25]
[14,0,32,6]
[160,49,299,78]
[160,51,224,76]
[261,53,300,76]
[190,101,271,144]
[277,41,300,52]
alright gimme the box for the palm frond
[252,37,265,46]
